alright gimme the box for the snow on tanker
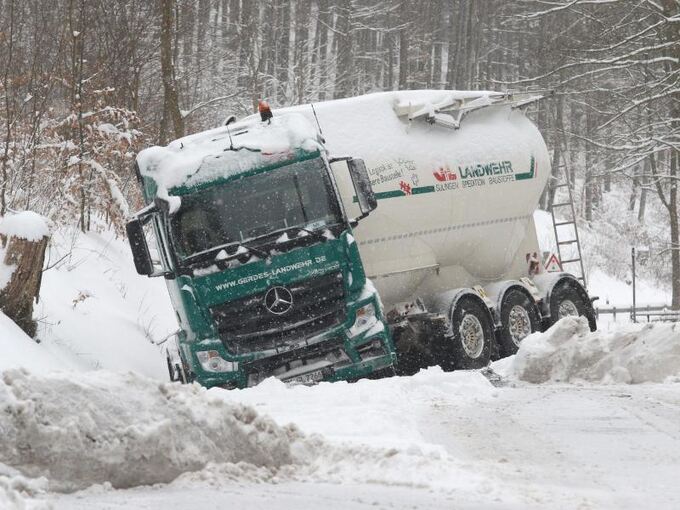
[127,90,597,387]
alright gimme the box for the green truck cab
[126,112,396,388]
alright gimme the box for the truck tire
[549,280,597,331]
[393,321,439,376]
[498,289,542,357]
[448,296,495,370]
[393,323,422,376]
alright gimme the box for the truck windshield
[170,157,343,262]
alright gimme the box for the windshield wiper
[183,241,268,266]
[296,227,328,242]
[237,241,269,259]
[246,223,337,247]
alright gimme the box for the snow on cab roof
[136,112,322,195]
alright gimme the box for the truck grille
[210,271,346,354]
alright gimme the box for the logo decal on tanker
[366,158,418,186]
[366,155,536,201]
[514,155,537,181]
[460,155,536,188]
[433,167,458,182]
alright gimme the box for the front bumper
[186,322,396,389]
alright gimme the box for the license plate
[284,368,327,386]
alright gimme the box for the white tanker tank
[282,91,549,307]
[279,91,595,372]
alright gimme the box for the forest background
[0,0,677,302]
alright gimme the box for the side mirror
[126,218,154,276]
[347,158,377,217]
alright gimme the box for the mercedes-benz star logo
[264,286,293,315]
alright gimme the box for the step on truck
[127,90,597,388]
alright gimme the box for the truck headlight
[348,303,378,337]
[196,350,238,373]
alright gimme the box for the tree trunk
[0,0,15,216]
[385,9,394,90]
[334,0,353,98]
[398,28,408,90]
[0,233,49,337]
[445,0,457,88]
[543,94,565,210]
[637,168,647,223]
[159,0,184,144]
[432,0,444,88]
[661,0,680,307]
[584,112,594,222]
[629,164,638,212]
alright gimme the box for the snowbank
[217,366,496,451]
[0,465,51,510]
[0,367,500,497]
[1,224,174,379]
[0,313,60,374]
[0,370,299,492]
[0,211,50,242]
[34,227,175,378]
[206,367,501,493]
[503,316,680,384]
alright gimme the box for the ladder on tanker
[549,161,587,287]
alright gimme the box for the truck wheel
[393,323,432,376]
[448,296,495,369]
[498,289,542,356]
[549,280,597,331]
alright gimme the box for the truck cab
[127,112,396,388]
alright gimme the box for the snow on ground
[33,226,174,378]
[0,319,677,509]
[495,316,680,384]
[1,219,679,508]
[52,352,680,510]
[217,366,495,452]
[0,367,513,509]
[1,224,175,378]
[0,470,51,510]
[588,268,670,307]
[0,312,58,373]
[0,370,298,493]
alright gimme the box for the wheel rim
[508,305,532,346]
[459,314,485,359]
[558,299,579,319]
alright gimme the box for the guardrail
[595,304,679,323]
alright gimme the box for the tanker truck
[126,90,596,388]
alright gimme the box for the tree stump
[0,221,50,338]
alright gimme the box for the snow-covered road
[420,383,680,509]
[2,317,679,509]
[52,373,680,510]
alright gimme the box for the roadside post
[632,247,636,323]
